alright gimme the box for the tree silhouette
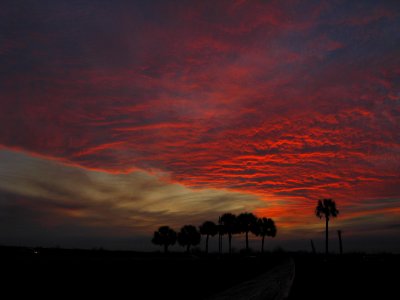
[177,225,201,253]
[199,221,218,254]
[252,217,277,253]
[152,226,177,253]
[315,198,339,256]
[217,216,225,254]
[220,213,238,254]
[237,212,257,252]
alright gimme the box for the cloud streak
[0,149,263,242]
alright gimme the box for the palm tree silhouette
[177,225,201,253]
[237,212,257,252]
[315,198,339,256]
[220,213,238,254]
[252,217,277,253]
[152,226,177,253]
[199,221,218,254]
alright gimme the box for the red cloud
[0,0,399,231]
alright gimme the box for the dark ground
[2,246,398,299]
[289,253,400,299]
[1,246,283,299]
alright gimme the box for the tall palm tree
[237,212,257,252]
[220,213,238,254]
[177,225,201,253]
[152,226,177,253]
[199,221,218,254]
[315,198,339,256]
[252,217,277,253]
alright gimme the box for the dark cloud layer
[0,0,399,250]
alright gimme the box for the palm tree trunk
[206,234,209,254]
[261,235,265,253]
[164,244,168,253]
[338,230,343,255]
[228,233,232,254]
[245,231,249,252]
[325,217,329,256]
[186,244,190,253]
[310,239,316,254]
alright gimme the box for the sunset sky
[0,0,399,252]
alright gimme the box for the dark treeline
[152,212,277,254]
[152,198,342,255]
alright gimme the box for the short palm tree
[199,221,218,254]
[152,226,177,253]
[315,198,339,255]
[220,213,238,254]
[237,212,257,252]
[252,217,277,253]
[177,225,201,253]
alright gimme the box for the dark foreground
[289,253,400,299]
[1,246,284,299]
[2,246,398,299]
